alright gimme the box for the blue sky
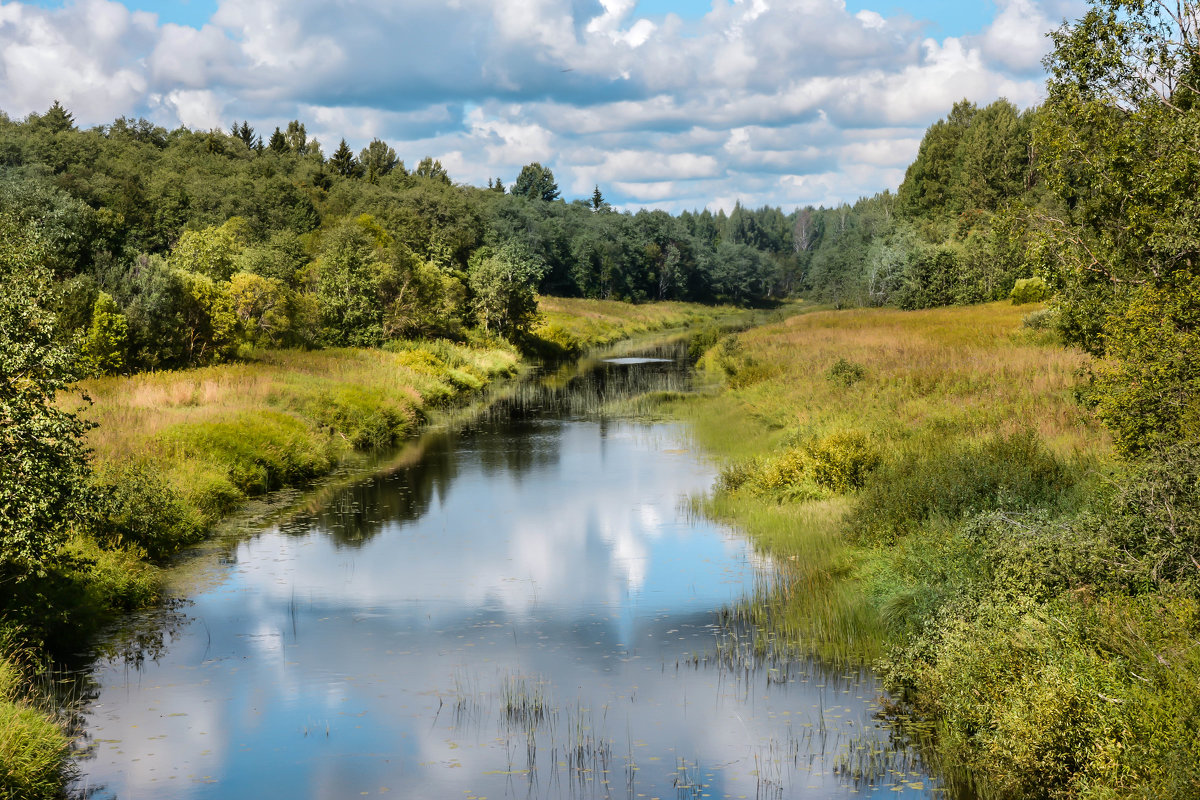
[0,0,1082,210]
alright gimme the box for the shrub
[687,325,721,362]
[1010,277,1049,305]
[806,430,881,492]
[1022,307,1057,330]
[851,430,1072,541]
[1108,439,1200,590]
[89,460,204,561]
[718,430,879,500]
[825,357,867,388]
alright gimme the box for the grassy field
[670,302,1200,799]
[531,296,748,355]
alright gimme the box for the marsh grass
[74,342,521,559]
[673,303,1200,797]
[680,301,1109,658]
[0,645,73,800]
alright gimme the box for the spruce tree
[331,139,359,177]
[268,127,289,154]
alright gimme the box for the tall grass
[679,304,1107,660]
[0,647,72,800]
[673,302,1200,797]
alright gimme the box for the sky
[0,0,1085,212]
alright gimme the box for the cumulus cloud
[0,0,1079,210]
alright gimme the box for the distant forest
[0,106,806,374]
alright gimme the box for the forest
[0,107,797,377]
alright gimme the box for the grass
[0,646,72,800]
[75,342,521,543]
[665,301,1193,796]
[670,302,1107,663]
[530,296,755,357]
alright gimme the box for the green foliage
[1091,277,1200,454]
[467,242,545,340]
[825,357,866,387]
[851,430,1072,542]
[88,460,204,561]
[168,217,249,281]
[512,162,560,202]
[0,216,92,581]
[82,291,127,375]
[806,430,881,493]
[1010,276,1049,304]
[718,430,880,500]
[1108,439,1200,590]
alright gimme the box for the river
[71,339,938,799]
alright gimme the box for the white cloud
[0,0,1076,210]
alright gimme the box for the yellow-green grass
[533,296,751,354]
[76,342,521,537]
[673,302,1110,662]
[0,653,71,800]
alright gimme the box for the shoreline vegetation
[668,302,1200,799]
[0,298,745,797]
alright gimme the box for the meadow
[671,302,1200,798]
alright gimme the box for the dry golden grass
[698,301,1106,460]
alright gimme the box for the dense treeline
[793,97,1042,310]
[0,107,796,375]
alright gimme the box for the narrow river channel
[72,340,938,800]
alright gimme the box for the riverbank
[671,302,1200,798]
[0,297,748,798]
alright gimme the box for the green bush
[687,325,721,362]
[1010,276,1049,305]
[718,430,879,500]
[1108,440,1200,590]
[826,357,867,387]
[89,460,204,560]
[851,430,1072,541]
[1022,307,1057,330]
[806,430,880,492]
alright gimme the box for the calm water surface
[73,343,938,799]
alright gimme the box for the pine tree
[233,120,256,149]
[40,100,75,133]
[268,127,289,154]
[513,163,559,201]
[591,185,605,211]
[331,139,359,177]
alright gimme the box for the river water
[72,340,938,800]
